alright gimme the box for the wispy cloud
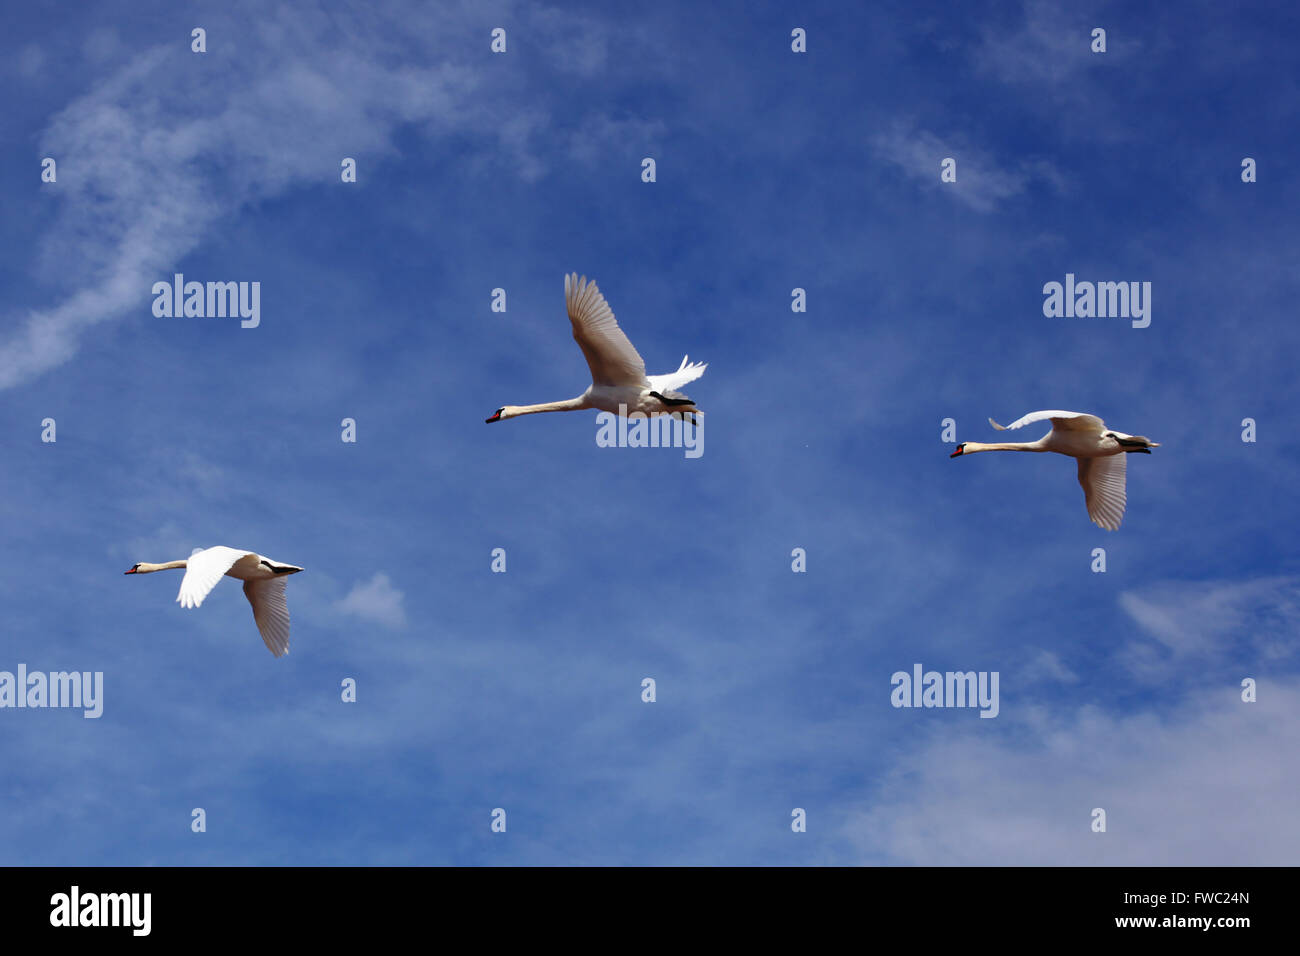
[1,1,636,391]
[972,0,1137,88]
[1118,576,1300,681]
[1021,648,1079,684]
[871,123,1065,213]
[336,572,407,629]
[846,678,1300,865]
[4,37,470,388]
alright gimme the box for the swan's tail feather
[1116,434,1158,449]
[649,389,696,407]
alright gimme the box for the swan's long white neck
[134,560,188,573]
[504,397,590,418]
[961,439,1048,453]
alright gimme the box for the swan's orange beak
[123,568,137,574]
[949,447,964,458]
[485,409,502,423]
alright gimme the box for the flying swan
[949,410,1159,531]
[486,273,707,424]
[125,546,303,657]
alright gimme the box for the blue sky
[1,0,1298,865]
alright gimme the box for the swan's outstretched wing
[1077,454,1127,531]
[648,355,708,394]
[176,546,253,609]
[989,410,1106,433]
[566,273,649,387]
[244,578,291,657]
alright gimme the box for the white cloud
[336,572,407,629]
[2,37,473,389]
[972,0,1140,87]
[1117,576,1300,681]
[871,124,1064,213]
[974,1,1091,86]
[174,451,228,498]
[845,678,1300,865]
[1021,648,1078,684]
[845,574,1300,865]
[2,1,632,391]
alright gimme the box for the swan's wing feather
[565,273,649,387]
[176,547,252,609]
[243,578,291,658]
[647,355,707,393]
[990,410,1105,432]
[1077,454,1127,531]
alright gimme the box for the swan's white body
[486,273,707,423]
[950,410,1159,531]
[125,546,302,657]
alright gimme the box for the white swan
[486,273,706,424]
[949,410,1159,531]
[125,546,303,657]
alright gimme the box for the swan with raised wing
[486,273,706,425]
[125,546,302,657]
[950,410,1159,531]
